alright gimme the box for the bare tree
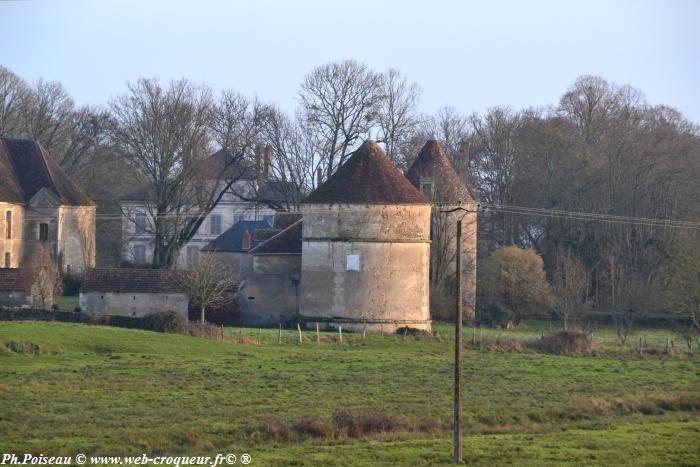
[0,66,31,136]
[552,249,588,330]
[22,244,63,309]
[180,253,237,323]
[375,68,421,168]
[299,60,384,178]
[109,78,254,267]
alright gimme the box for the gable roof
[0,268,23,291]
[303,140,429,205]
[250,219,302,255]
[405,139,474,204]
[0,137,93,206]
[201,219,273,253]
[81,268,183,294]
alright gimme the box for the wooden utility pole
[454,219,463,464]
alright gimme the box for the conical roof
[303,140,428,205]
[405,139,474,204]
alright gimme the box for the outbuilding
[79,268,188,318]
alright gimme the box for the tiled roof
[201,219,273,252]
[250,219,302,255]
[253,228,281,244]
[405,139,474,204]
[303,140,428,205]
[0,137,93,206]
[272,212,302,230]
[0,268,23,291]
[81,268,184,294]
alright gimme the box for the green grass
[55,295,79,311]
[0,321,699,465]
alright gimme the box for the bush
[0,308,86,322]
[477,303,513,327]
[333,407,399,438]
[291,416,333,439]
[531,331,595,355]
[262,417,291,441]
[62,274,83,296]
[188,296,241,326]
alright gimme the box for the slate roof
[250,219,302,255]
[201,219,273,252]
[405,139,474,204]
[0,137,93,206]
[81,268,184,294]
[303,140,428,205]
[0,268,23,291]
[253,228,281,245]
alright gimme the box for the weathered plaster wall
[58,206,96,274]
[0,203,24,268]
[79,291,189,318]
[300,203,431,333]
[239,255,301,326]
[430,204,478,321]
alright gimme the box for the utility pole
[439,202,481,464]
[454,218,463,464]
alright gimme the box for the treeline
[1,62,699,322]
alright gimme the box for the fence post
[278,323,282,344]
[338,326,343,344]
[297,322,303,344]
[257,328,261,345]
[316,322,320,343]
[363,322,367,340]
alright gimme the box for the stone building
[201,219,274,278]
[406,138,477,321]
[299,141,432,333]
[119,145,299,269]
[0,267,57,309]
[80,268,189,317]
[0,137,96,273]
[239,218,303,326]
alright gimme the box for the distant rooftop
[202,219,272,253]
[81,268,183,294]
[303,140,428,205]
[405,139,474,204]
[250,219,302,255]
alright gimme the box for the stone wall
[58,206,96,274]
[0,203,24,268]
[239,255,301,326]
[79,291,189,318]
[429,203,478,322]
[300,203,431,333]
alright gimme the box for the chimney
[263,145,273,179]
[316,167,323,188]
[255,144,264,179]
[242,229,251,250]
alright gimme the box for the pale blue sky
[1,0,699,123]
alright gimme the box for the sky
[1,0,699,123]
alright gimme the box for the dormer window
[420,181,434,199]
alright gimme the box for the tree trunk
[200,304,206,324]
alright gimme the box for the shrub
[262,417,291,441]
[333,407,399,438]
[477,303,513,327]
[3,340,41,355]
[188,296,241,326]
[291,416,333,439]
[141,310,189,333]
[531,331,595,355]
[62,274,83,296]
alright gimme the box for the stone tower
[406,138,477,322]
[299,141,432,333]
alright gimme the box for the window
[187,245,199,266]
[133,244,146,263]
[4,252,10,268]
[210,214,222,235]
[241,229,251,250]
[420,182,434,199]
[135,214,147,234]
[39,223,49,241]
[5,211,11,240]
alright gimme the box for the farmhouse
[240,218,303,326]
[406,138,478,321]
[0,137,96,273]
[79,268,188,318]
[119,145,300,269]
[298,140,433,333]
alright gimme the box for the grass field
[1,321,699,465]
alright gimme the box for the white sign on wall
[346,254,361,271]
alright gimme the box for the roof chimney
[255,144,264,179]
[263,145,273,179]
[242,229,251,250]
